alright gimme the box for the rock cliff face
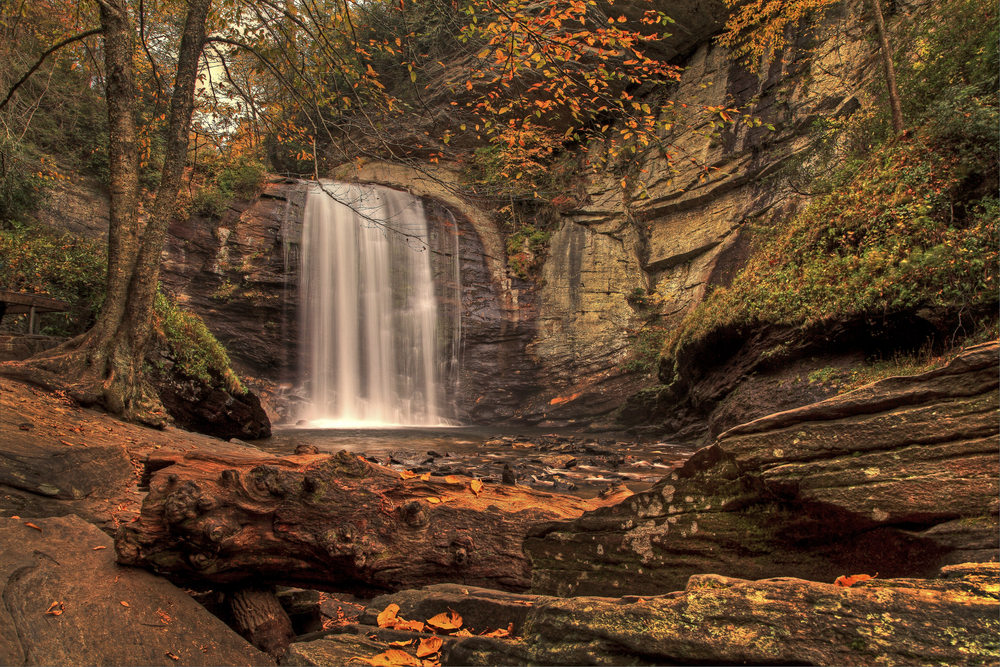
[524,342,999,597]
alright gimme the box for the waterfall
[300,182,458,426]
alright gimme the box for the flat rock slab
[0,377,269,529]
[0,515,272,666]
[287,566,999,666]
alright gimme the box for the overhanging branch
[0,28,102,113]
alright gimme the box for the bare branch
[0,27,102,113]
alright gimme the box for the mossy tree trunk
[1,0,212,424]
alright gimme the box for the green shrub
[621,325,668,374]
[217,161,266,199]
[505,223,551,278]
[190,158,266,218]
[191,185,232,218]
[153,290,244,394]
[0,140,49,226]
[0,222,106,335]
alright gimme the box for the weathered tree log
[115,450,622,593]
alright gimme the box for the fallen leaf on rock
[120,601,130,607]
[44,601,64,616]
[426,497,441,504]
[416,636,443,657]
[11,516,19,520]
[470,479,483,497]
[480,623,512,638]
[59,440,75,447]
[350,649,422,666]
[443,476,460,484]
[93,546,107,551]
[427,610,462,632]
[24,522,42,531]
[399,470,417,480]
[835,574,876,587]
[452,628,474,637]
[389,640,413,647]
[377,603,400,628]
[394,619,425,632]
[421,661,440,667]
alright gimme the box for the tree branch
[0,27,102,113]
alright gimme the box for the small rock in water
[502,464,516,486]
[540,455,578,469]
[295,444,320,455]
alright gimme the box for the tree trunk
[115,451,625,593]
[0,0,212,424]
[228,586,295,660]
[870,0,905,134]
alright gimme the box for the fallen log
[115,450,625,593]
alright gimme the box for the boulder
[0,515,272,666]
[155,375,272,441]
[286,565,999,666]
[526,342,999,597]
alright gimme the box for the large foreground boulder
[526,342,999,596]
[0,515,272,666]
[286,565,999,666]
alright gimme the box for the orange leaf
[389,640,413,647]
[480,623,512,638]
[443,476,460,484]
[93,546,106,551]
[399,470,417,480]
[470,479,483,497]
[834,574,875,587]
[416,636,443,657]
[377,603,400,628]
[394,619,426,632]
[120,601,130,607]
[452,628,474,637]
[24,522,42,532]
[426,497,441,504]
[351,649,422,666]
[44,601,64,616]
[427,610,462,632]
[420,472,431,481]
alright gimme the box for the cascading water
[299,182,459,426]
